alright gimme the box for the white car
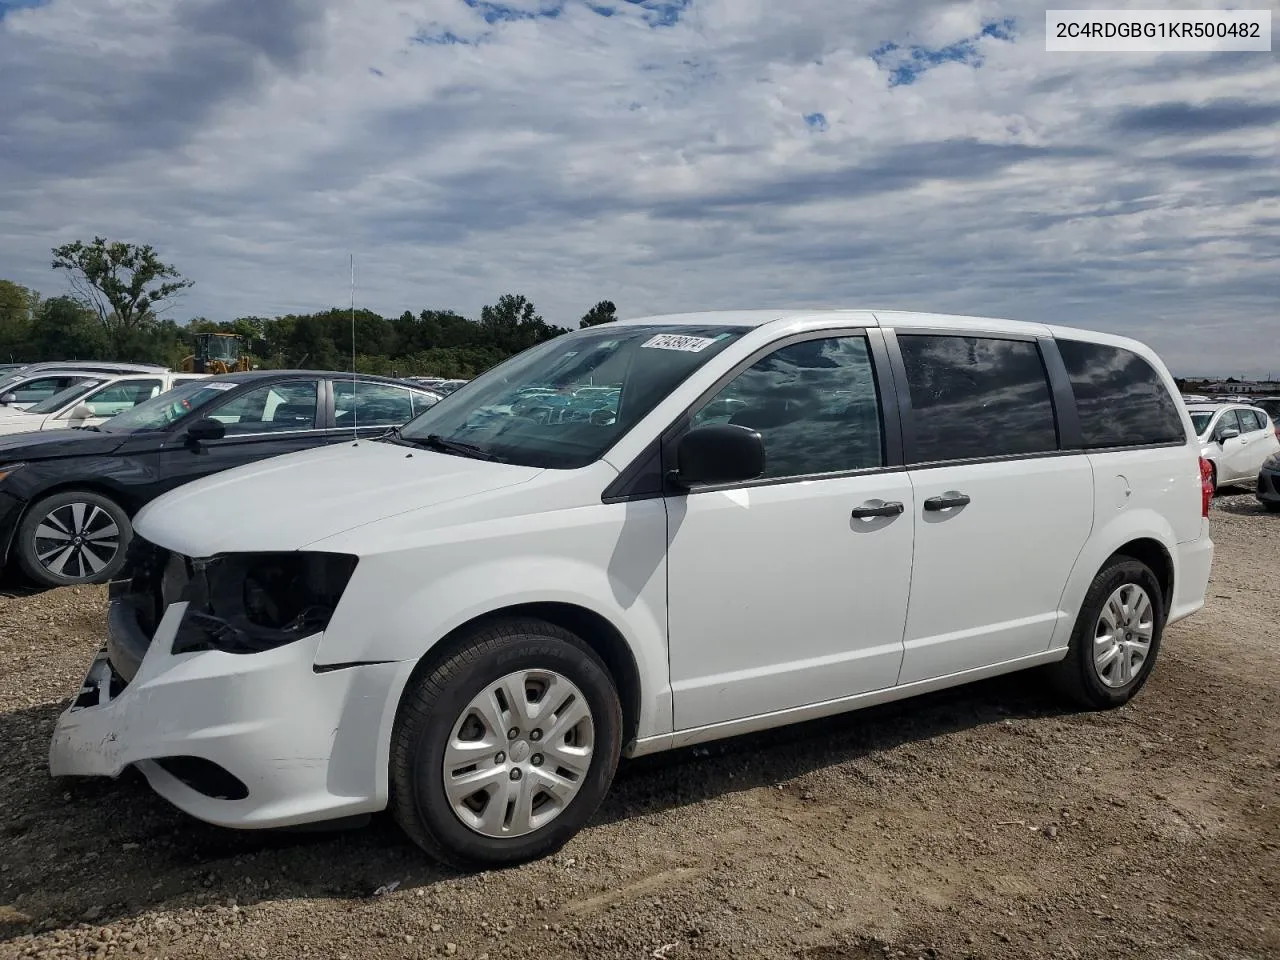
[0,371,206,436]
[50,310,1213,867]
[1186,402,1280,491]
[0,362,170,411]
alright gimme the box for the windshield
[101,379,237,432]
[1190,413,1214,436]
[396,325,747,468]
[26,378,105,415]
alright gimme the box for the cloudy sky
[0,0,1276,376]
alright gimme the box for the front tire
[14,490,132,588]
[390,618,622,868]
[1049,556,1165,710]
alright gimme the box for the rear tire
[1263,501,1280,514]
[15,490,132,588]
[1049,557,1165,710]
[390,617,622,868]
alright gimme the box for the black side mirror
[185,417,226,444]
[673,424,765,487]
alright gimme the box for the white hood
[0,411,47,435]
[134,439,543,556]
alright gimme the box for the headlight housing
[1264,453,1280,470]
[171,552,358,655]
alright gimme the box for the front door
[156,377,328,495]
[58,377,163,430]
[665,333,914,731]
[890,333,1094,683]
[1213,409,1253,482]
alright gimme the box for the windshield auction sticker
[642,334,718,353]
[1046,9,1270,51]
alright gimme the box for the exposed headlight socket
[172,552,359,655]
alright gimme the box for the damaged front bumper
[49,596,404,829]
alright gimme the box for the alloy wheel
[32,501,121,581]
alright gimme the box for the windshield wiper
[417,433,502,461]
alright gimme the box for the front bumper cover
[49,598,403,829]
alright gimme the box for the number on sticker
[642,334,716,353]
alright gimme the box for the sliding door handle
[851,500,905,519]
[923,492,971,511]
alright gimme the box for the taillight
[1199,457,1214,517]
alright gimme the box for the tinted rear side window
[898,335,1059,463]
[1057,340,1185,448]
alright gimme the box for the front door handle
[851,500,905,519]
[923,492,971,511]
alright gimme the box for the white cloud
[0,0,1277,375]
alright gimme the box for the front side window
[73,378,163,417]
[7,375,83,404]
[26,378,105,415]
[396,325,747,468]
[208,380,319,435]
[691,336,883,479]
[899,335,1058,463]
[1057,340,1185,448]
[1215,409,1241,437]
[102,379,239,432]
[333,381,416,427]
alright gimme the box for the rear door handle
[923,492,971,511]
[851,500,905,519]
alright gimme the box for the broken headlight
[171,552,358,656]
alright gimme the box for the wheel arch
[390,601,644,751]
[1050,512,1180,651]
[1110,537,1174,616]
[3,480,139,564]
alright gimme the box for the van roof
[613,309,1081,340]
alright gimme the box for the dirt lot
[1,492,1277,960]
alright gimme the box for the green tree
[0,280,39,361]
[51,237,193,357]
[579,299,618,328]
[25,296,109,361]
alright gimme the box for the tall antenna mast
[350,253,358,440]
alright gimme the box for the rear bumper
[49,600,402,829]
[1170,525,1213,626]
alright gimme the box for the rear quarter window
[1056,340,1185,448]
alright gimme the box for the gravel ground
[1,490,1277,960]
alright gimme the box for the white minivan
[50,310,1214,867]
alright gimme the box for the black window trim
[883,328,1074,469]
[602,327,902,503]
[1053,336,1190,453]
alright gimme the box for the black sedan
[0,370,442,587]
